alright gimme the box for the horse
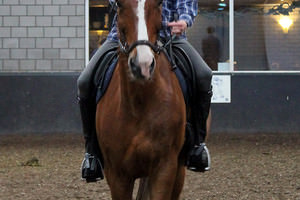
[95,0,186,199]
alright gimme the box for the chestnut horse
[95,0,186,199]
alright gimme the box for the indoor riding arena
[0,73,299,200]
[1,0,300,199]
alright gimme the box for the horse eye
[157,0,163,6]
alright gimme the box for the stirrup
[187,143,211,172]
[81,153,104,182]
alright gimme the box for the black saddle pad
[93,47,192,107]
[94,51,118,104]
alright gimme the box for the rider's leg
[78,97,104,182]
[77,40,118,182]
[173,39,213,172]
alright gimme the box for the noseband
[118,40,162,56]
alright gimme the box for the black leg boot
[187,88,212,172]
[79,98,104,182]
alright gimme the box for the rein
[118,34,178,71]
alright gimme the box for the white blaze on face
[136,0,154,78]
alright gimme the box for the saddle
[93,50,118,103]
[93,43,194,106]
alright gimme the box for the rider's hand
[167,20,188,36]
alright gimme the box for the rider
[78,0,213,182]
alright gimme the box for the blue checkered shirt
[107,0,198,41]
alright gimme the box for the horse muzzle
[128,53,156,80]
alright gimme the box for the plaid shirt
[107,0,198,41]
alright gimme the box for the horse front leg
[105,168,135,200]
[148,154,178,200]
[171,161,186,200]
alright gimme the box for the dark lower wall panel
[211,73,300,134]
[0,72,299,134]
[0,73,81,134]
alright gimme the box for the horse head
[117,0,162,80]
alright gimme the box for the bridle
[118,31,178,70]
[118,39,162,56]
[113,0,163,56]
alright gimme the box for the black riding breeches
[77,40,118,99]
[172,38,212,93]
[171,38,212,143]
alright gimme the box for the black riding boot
[187,88,212,172]
[79,98,104,182]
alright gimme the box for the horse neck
[118,54,169,115]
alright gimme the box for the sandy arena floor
[0,133,299,200]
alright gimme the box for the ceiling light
[278,16,293,33]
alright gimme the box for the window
[235,0,300,71]
[188,0,230,71]
[86,0,300,71]
[87,0,114,61]
[190,0,300,71]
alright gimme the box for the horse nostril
[129,57,134,67]
[129,57,143,79]
[130,58,138,71]
[150,58,155,73]
[151,58,155,68]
